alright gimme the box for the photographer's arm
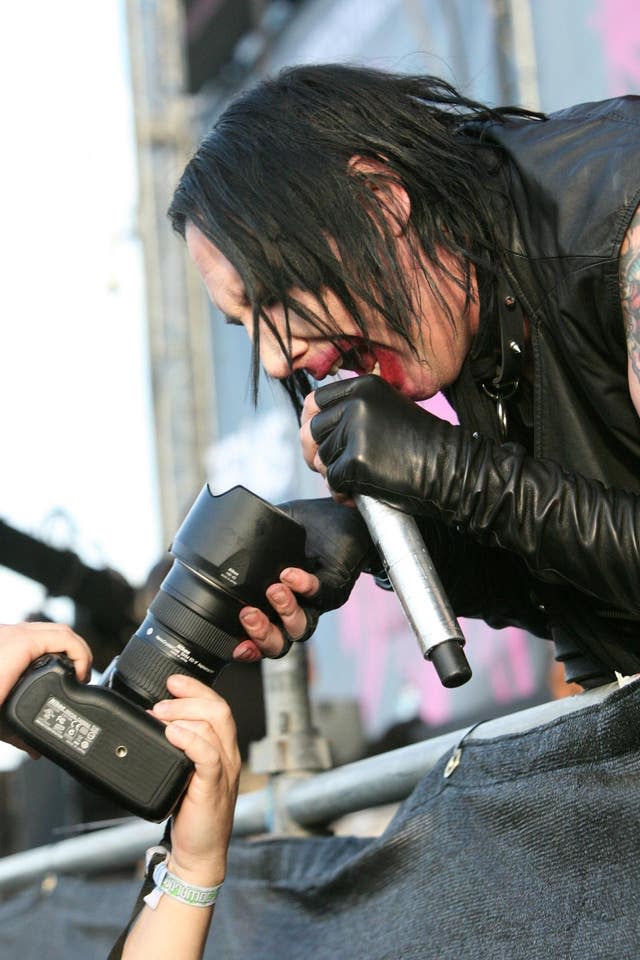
[0,622,92,701]
[121,676,241,960]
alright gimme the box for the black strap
[444,356,503,442]
[446,275,525,440]
[473,281,526,438]
[481,282,525,398]
[107,821,172,959]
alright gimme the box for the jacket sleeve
[419,426,640,617]
[312,374,640,618]
[412,515,551,637]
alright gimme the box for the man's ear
[348,154,411,238]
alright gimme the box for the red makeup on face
[185,222,479,402]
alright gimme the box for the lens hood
[169,484,308,609]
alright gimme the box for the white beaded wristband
[143,849,223,910]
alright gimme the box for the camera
[3,485,308,821]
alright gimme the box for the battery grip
[3,655,194,822]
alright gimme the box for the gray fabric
[4,681,640,958]
[209,679,640,960]
[0,874,138,958]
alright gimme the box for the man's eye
[224,314,243,327]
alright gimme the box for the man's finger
[300,390,320,427]
[237,607,288,657]
[278,567,321,598]
[265,582,311,641]
[299,417,320,472]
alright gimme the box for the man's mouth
[328,341,380,378]
[304,338,414,395]
[329,355,380,377]
[303,338,385,382]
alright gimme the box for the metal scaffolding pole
[507,0,541,109]
[125,0,217,541]
[250,643,332,835]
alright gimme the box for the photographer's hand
[154,675,241,884]
[123,675,241,960]
[0,622,92,755]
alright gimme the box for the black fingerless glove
[311,375,640,617]
[277,497,381,641]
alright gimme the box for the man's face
[185,222,477,400]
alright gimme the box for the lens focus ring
[116,637,193,705]
[150,590,240,661]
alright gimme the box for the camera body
[3,654,193,821]
[3,485,309,821]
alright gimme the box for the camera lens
[111,485,308,707]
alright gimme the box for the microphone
[354,494,471,688]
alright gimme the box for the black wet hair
[168,63,543,414]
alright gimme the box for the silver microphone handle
[354,494,471,688]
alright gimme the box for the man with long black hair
[115,65,640,958]
[170,64,640,691]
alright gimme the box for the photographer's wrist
[167,853,226,888]
[142,849,224,913]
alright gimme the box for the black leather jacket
[440,96,640,686]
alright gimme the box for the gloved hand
[285,498,552,641]
[308,374,450,512]
[307,374,640,616]
[233,497,380,660]
[277,497,381,641]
